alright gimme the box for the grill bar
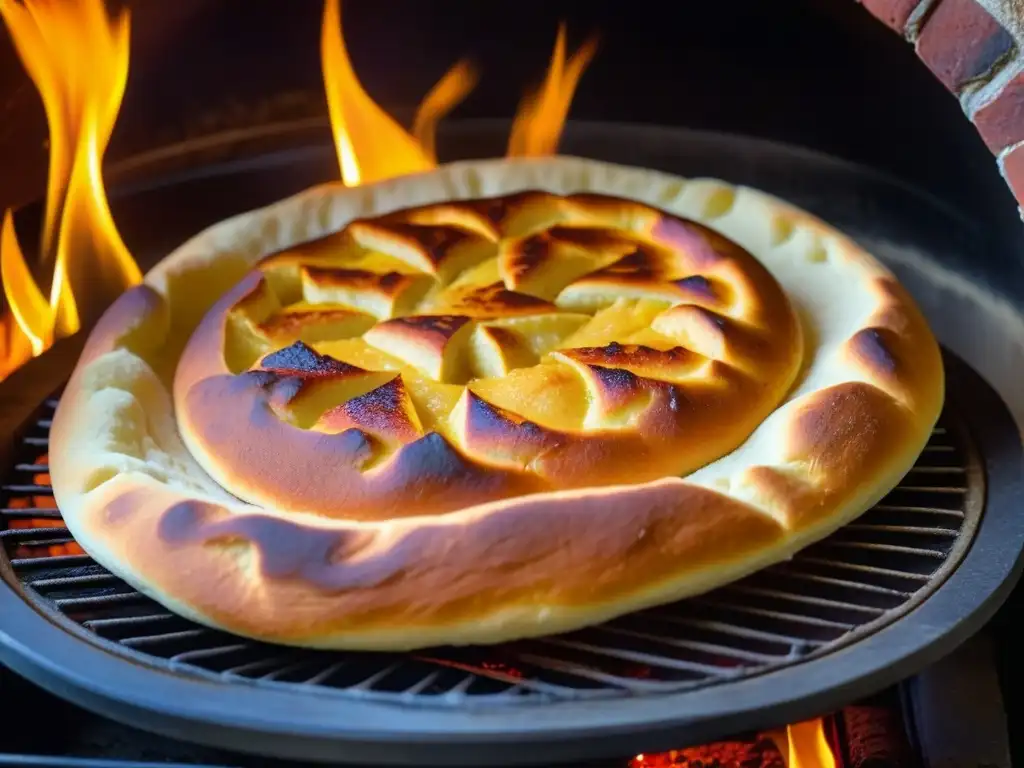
[121,629,212,649]
[872,505,965,517]
[28,573,121,589]
[691,599,856,630]
[793,557,933,583]
[0,401,981,707]
[2,484,57,494]
[815,541,948,558]
[591,624,785,664]
[0,508,63,519]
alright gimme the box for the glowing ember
[6,451,85,559]
[0,0,141,380]
[629,718,837,768]
[629,736,785,768]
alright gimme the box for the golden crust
[70,476,786,648]
[49,157,944,650]
[172,190,805,515]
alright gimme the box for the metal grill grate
[0,397,983,708]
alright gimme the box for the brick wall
[858,0,1024,217]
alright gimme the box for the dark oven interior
[2,0,1023,284]
[2,1,1024,767]
[1,0,1021,230]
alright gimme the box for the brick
[860,0,922,34]
[916,0,1015,93]
[1000,143,1024,207]
[973,71,1024,151]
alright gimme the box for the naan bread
[49,157,943,650]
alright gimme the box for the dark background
[0,0,1019,229]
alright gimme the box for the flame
[412,60,480,165]
[771,719,838,768]
[321,0,596,184]
[2,0,596,379]
[629,718,838,768]
[0,0,140,380]
[0,313,33,376]
[1,210,49,355]
[321,0,436,186]
[508,24,599,157]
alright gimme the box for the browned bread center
[174,191,804,520]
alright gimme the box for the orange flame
[412,59,480,165]
[321,0,596,184]
[1,210,49,355]
[508,24,599,158]
[1,0,596,380]
[323,0,437,186]
[0,0,140,380]
[772,718,838,768]
[0,310,33,376]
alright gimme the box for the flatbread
[49,157,944,650]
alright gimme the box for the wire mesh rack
[0,397,983,708]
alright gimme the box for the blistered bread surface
[49,157,944,650]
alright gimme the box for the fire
[321,0,596,184]
[320,0,436,186]
[629,718,837,768]
[1,0,596,379]
[1,211,47,356]
[412,60,480,166]
[508,24,599,158]
[0,0,140,380]
[772,718,838,768]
